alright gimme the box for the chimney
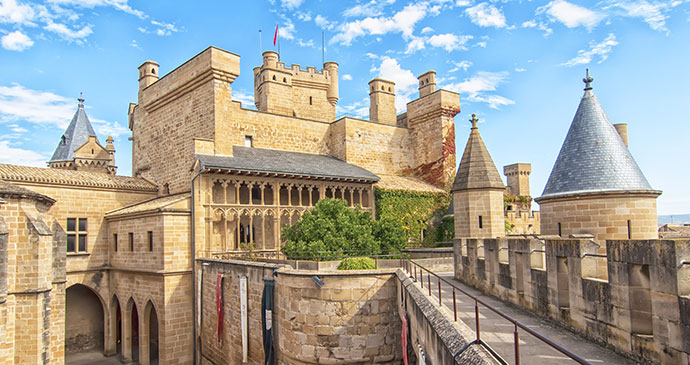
[368,78,396,126]
[614,123,628,147]
[418,70,436,97]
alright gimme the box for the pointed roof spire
[538,72,658,200]
[451,114,504,191]
[49,96,99,162]
[583,69,593,91]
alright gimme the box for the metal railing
[402,259,590,365]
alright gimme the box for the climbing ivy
[374,188,450,245]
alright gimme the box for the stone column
[221,181,228,204]
[139,310,150,365]
[122,305,133,363]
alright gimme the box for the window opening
[478,215,483,229]
[245,135,253,147]
[129,232,134,251]
[66,218,87,252]
[148,231,153,251]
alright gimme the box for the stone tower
[535,70,661,241]
[406,70,460,188]
[504,163,531,196]
[368,78,397,126]
[253,51,338,122]
[48,97,117,175]
[452,114,505,238]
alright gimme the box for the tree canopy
[280,198,406,260]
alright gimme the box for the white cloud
[449,60,472,72]
[44,21,92,42]
[342,74,353,80]
[151,20,178,36]
[372,57,419,112]
[280,0,304,10]
[443,71,515,109]
[538,0,605,30]
[0,83,127,136]
[336,97,369,119]
[278,18,296,40]
[561,33,618,66]
[129,39,139,48]
[421,26,433,34]
[343,1,384,17]
[314,14,335,30]
[48,0,147,19]
[515,67,527,72]
[1,30,34,51]
[455,0,471,6]
[474,41,487,48]
[607,0,682,33]
[297,11,311,22]
[0,0,36,25]
[405,36,426,53]
[0,140,47,167]
[465,3,507,28]
[330,3,428,46]
[427,33,472,51]
[522,20,537,27]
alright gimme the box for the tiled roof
[0,180,55,203]
[539,77,658,200]
[0,164,158,192]
[50,97,99,162]
[196,146,380,183]
[451,115,505,192]
[375,175,446,194]
[106,192,190,217]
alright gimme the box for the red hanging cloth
[216,273,224,345]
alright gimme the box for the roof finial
[583,69,593,91]
[470,113,479,130]
[78,92,84,108]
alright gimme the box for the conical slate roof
[49,97,98,162]
[451,114,505,192]
[538,71,656,200]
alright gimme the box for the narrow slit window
[309,96,312,105]
[478,215,483,229]
[627,220,632,239]
[129,232,134,252]
[148,231,153,251]
[558,222,562,236]
[113,234,118,252]
[245,135,253,147]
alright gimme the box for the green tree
[281,198,407,260]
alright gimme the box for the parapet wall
[453,237,690,364]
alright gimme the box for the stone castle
[0,43,675,364]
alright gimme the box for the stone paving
[412,272,635,364]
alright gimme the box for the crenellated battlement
[453,237,690,364]
[253,51,338,122]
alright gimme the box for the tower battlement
[253,51,338,122]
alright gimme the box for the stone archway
[126,298,140,363]
[65,284,105,354]
[143,300,159,365]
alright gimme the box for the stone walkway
[412,272,635,364]
[65,351,122,365]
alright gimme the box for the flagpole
[322,31,325,65]
[259,29,262,54]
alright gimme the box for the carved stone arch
[125,297,140,363]
[143,300,160,364]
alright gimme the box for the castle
[0,46,458,364]
[0,45,671,364]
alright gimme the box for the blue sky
[0,0,688,215]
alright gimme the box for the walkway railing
[402,259,590,365]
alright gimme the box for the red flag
[273,23,278,46]
[216,273,224,345]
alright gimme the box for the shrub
[281,198,407,260]
[337,257,377,270]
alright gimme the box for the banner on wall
[240,275,248,362]
[262,279,275,364]
[216,273,224,345]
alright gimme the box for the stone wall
[453,237,690,364]
[198,259,404,364]
[275,269,402,364]
[396,270,497,364]
[538,193,658,241]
